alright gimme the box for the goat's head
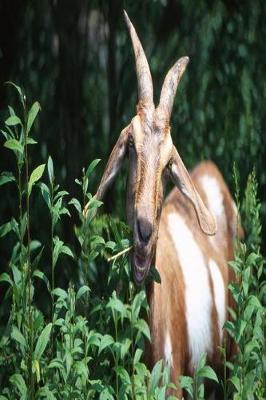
[85,11,216,284]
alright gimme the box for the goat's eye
[128,136,134,148]
[167,159,173,170]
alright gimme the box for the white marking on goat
[164,332,173,367]
[208,259,225,343]
[201,175,226,250]
[201,175,224,219]
[168,213,212,371]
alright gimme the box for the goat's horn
[124,10,153,107]
[158,56,189,121]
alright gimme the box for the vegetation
[0,1,265,399]
[0,84,264,399]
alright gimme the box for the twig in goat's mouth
[107,246,133,262]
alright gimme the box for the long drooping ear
[124,10,154,108]
[96,126,129,200]
[169,146,217,235]
[157,56,189,121]
[83,126,129,217]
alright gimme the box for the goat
[84,11,240,397]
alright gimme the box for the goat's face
[126,112,173,283]
[84,11,217,284]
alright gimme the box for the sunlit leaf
[48,156,54,185]
[5,115,22,126]
[4,139,23,154]
[0,172,15,187]
[28,164,46,196]
[86,158,101,177]
[33,323,52,361]
[26,101,40,133]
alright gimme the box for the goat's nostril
[137,218,152,243]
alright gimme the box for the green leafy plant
[0,84,265,400]
[224,170,266,400]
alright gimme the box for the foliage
[223,171,266,400]
[0,86,175,399]
[180,353,218,399]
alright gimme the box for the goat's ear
[169,146,217,235]
[96,126,129,200]
[83,126,129,217]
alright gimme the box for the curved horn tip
[123,10,131,27]
[180,56,190,65]
[176,56,190,71]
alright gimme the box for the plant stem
[18,165,26,324]
[24,104,34,400]
[51,180,55,354]
[107,246,133,262]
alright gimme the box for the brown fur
[147,161,240,396]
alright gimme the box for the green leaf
[33,323,52,361]
[0,171,15,187]
[48,156,54,184]
[10,374,27,398]
[36,386,57,400]
[26,101,40,133]
[5,81,24,104]
[132,290,146,321]
[236,320,247,342]
[4,138,23,154]
[197,352,207,370]
[11,326,26,350]
[150,360,163,392]
[229,375,241,392]
[5,115,22,126]
[135,318,151,341]
[28,164,46,196]
[48,359,64,371]
[76,285,90,301]
[115,366,131,386]
[0,272,13,286]
[52,288,68,299]
[107,292,126,315]
[246,252,260,266]
[197,366,219,383]
[179,376,194,397]
[61,245,74,258]
[86,159,101,177]
[69,198,82,213]
[54,190,69,202]
[26,137,37,145]
[0,221,12,238]
[98,334,114,354]
[133,348,143,365]
[53,237,73,267]
[33,270,50,291]
[39,182,51,208]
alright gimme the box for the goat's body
[89,13,238,397]
[147,161,237,395]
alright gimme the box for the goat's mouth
[132,250,153,285]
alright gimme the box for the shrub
[0,85,265,399]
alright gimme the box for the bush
[0,85,265,399]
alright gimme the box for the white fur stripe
[164,332,173,367]
[208,259,225,343]
[200,175,224,220]
[167,213,213,371]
